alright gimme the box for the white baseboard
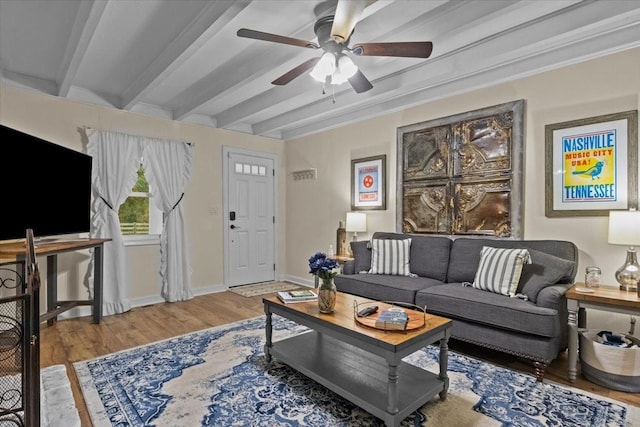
[46,278,316,322]
[49,283,229,322]
[281,275,314,287]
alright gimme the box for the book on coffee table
[375,309,409,330]
[277,290,317,303]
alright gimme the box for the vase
[317,277,337,314]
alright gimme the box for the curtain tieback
[170,193,184,212]
[100,196,114,211]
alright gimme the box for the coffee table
[263,291,452,427]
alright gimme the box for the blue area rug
[74,316,638,426]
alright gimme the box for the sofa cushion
[371,232,451,281]
[406,235,451,281]
[369,238,412,276]
[517,250,576,303]
[335,274,442,304]
[350,240,371,273]
[447,238,578,284]
[472,246,531,297]
[415,283,561,338]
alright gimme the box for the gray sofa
[335,231,579,381]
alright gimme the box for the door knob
[230,224,236,229]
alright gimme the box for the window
[119,164,162,243]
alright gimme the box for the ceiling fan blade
[272,57,320,85]
[331,0,366,43]
[352,42,433,58]
[348,69,373,93]
[237,28,319,49]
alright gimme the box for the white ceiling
[1,0,639,141]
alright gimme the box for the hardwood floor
[40,288,639,426]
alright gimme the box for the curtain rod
[81,126,195,146]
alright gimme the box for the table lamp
[608,208,640,293]
[346,212,367,246]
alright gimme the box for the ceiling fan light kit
[310,52,358,84]
[236,0,433,95]
[330,55,358,85]
[310,52,338,82]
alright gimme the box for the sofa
[334,232,579,381]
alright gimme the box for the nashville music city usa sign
[562,129,617,203]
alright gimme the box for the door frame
[222,146,279,287]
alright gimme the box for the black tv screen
[0,124,93,242]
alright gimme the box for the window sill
[123,235,160,246]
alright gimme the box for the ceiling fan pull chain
[332,84,336,104]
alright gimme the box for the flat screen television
[0,124,93,242]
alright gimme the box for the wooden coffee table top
[263,291,451,347]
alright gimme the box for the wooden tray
[354,301,426,332]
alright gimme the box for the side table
[331,254,354,264]
[332,254,354,275]
[566,283,639,383]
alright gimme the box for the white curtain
[142,138,194,302]
[87,130,142,315]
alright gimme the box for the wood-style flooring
[40,287,639,426]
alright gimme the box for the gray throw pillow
[369,238,412,276]
[517,249,576,303]
[350,240,371,273]
[472,246,531,297]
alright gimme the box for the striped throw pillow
[369,238,412,276]
[472,246,531,297]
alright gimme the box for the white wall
[284,47,640,334]
[0,87,286,311]
[1,47,638,333]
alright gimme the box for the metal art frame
[396,99,525,238]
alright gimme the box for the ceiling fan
[237,0,433,94]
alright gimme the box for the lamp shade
[338,55,358,78]
[608,209,640,246]
[346,212,366,233]
[309,52,336,82]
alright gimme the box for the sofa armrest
[536,283,573,351]
[342,260,356,275]
[535,283,572,310]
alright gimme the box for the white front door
[224,148,276,286]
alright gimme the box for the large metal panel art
[397,100,524,238]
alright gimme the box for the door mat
[228,281,301,297]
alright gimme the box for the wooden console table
[566,284,639,383]
[0,238,110,324]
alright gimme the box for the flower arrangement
[308,251,340,280]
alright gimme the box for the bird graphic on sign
[572,160,604,180]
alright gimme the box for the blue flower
[308,252,340,280]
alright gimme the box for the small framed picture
[544,110,638,217]
[351,155,386,211]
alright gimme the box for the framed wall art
[545,110,638,217]
[396,99,525,238]
[351,155,386,210]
